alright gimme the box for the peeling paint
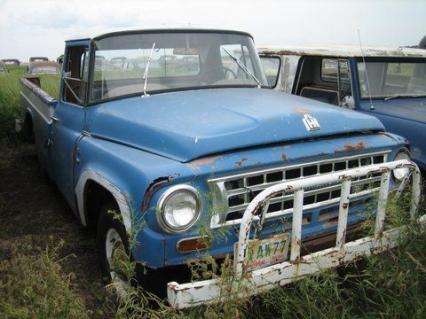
[234,157,248,167]
[188,155,222,170]
[335,141,368,153]
[258,45,426,59]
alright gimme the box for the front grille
[208,151,389,228]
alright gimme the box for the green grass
[0,65,59,139]
[0,241,89,319]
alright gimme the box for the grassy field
[0,66,425,318]
[0,65,59,139]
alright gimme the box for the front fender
[75,170,133,232]
[73,135,196,268]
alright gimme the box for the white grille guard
[167,160,423,309]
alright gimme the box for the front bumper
[167,160,422,309]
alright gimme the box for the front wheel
[97,202,133,284]
[96,201,169,298]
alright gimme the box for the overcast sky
[0,0,424,61]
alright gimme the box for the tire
[96,202,131,283]
[96,201,169,298]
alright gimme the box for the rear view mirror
[173,48,199,55]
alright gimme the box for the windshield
[357,60,426,99]
[31,66,59,75]
[91,31,267,102]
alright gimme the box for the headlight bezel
[392,150,411,182]
[156,184,201,234]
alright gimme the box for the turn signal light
[176,236,209,253]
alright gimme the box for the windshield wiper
[142,42,156,97]
[221,47,261,88]
[384,94,425,101]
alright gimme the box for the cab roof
[66,27,253,43]
[258,45,426,58]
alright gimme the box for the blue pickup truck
[18,29,418,306]
[259,45,426,173]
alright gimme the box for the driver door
[49,44,89,208]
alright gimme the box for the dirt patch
[0,143,114,318]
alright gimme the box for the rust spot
[293,107,311,115]
[281,153,288,161]
[335,141,368,153]
[188,155,221,170]
[235,157,248,167]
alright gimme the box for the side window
[260,56,280,87]
[320,58,353,107]
[321,58,337,80]
[337,60,354,107]
[321,58,349,82]
[63,46,89,105]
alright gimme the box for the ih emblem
[302,113,320,131]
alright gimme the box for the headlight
[393,151,411,181]
[157,185,201,233]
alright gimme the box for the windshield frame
[355,57,426,100]
[87,29,267,105]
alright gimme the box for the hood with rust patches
[86,88,384,162]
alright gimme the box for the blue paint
[22,32,408,271]
[86,88,384,162]
[358,99,426,170]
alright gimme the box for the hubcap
[105,228,131,298]
[105,228,124,280]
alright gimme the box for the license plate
[234,233,290,272]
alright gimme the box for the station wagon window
[90,32,267,102]
[259,56,280,87]
[297,57,353,107]
[321,58,349,82]
[357,60,426,99]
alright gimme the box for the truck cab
[18,30,419,307]
[259,45,426,172]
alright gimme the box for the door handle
[50,115,60,123]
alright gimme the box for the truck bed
[19,76,58,124]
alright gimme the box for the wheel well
[84,180,119,230]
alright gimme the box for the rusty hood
[86,88,385,162]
